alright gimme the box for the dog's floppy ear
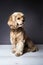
[7,14,17,29]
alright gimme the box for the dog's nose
[22,19,25,22]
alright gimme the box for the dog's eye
[17,18,20,20]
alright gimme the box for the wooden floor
[0,45,43,65]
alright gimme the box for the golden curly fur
[7,12,38,56]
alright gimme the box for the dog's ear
[7,14,17,29]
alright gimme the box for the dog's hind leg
[26,39,38,52]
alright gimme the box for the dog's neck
[10,27,24,32]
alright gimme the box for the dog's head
[7,12,25,29]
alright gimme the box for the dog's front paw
[15,51,23,56]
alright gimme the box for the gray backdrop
[0,0,43,44]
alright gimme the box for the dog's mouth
[17,22,24,26]
[20,23,23,25]
[18,23,23,27]
[10,23,23,29]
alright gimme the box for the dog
[7,12,38,56]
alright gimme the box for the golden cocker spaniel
[7,12,38,56]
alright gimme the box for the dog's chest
[10,28,24,43]
[10,28,24,37]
